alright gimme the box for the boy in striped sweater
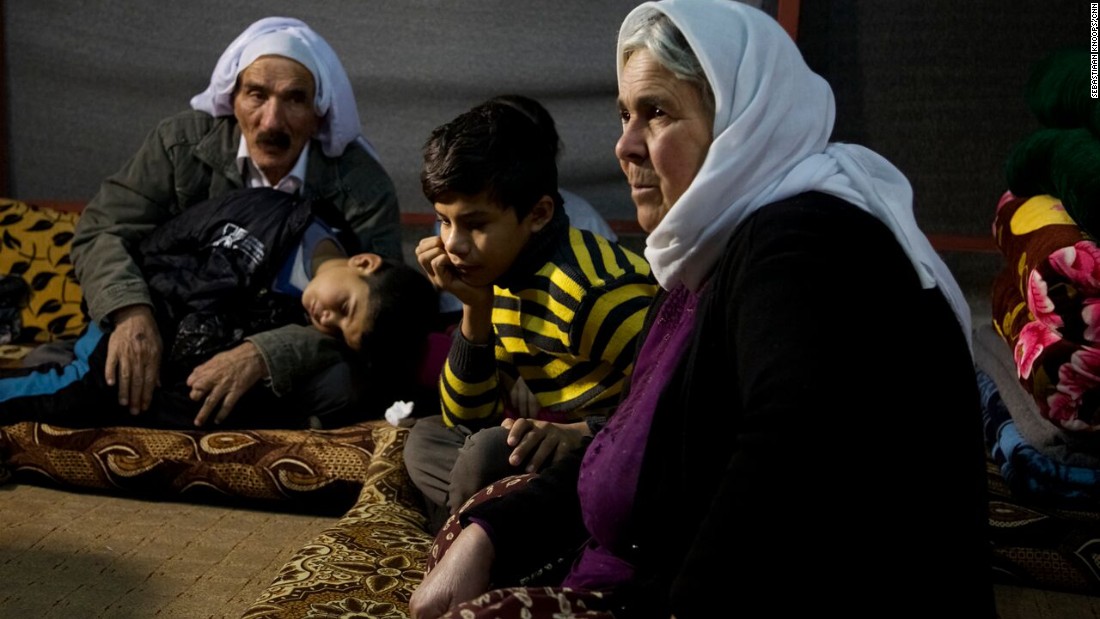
[405,97,658,532]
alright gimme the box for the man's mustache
[256,131,291,150]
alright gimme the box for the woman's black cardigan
[464,192,995,618]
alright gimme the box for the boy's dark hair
[487,94,563,161]
[421,98,563,220]
[358,259,439,409]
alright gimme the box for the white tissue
[385,400,416,427]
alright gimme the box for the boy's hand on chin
[415,236,453,288]
[415,236,492,307]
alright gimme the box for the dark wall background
[792,0,1084,313]
[3,1,642,218]
[1,0,1086,248]
[797,0,1086,239]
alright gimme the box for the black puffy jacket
[137,187,358,369]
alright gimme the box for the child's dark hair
[358,259,439,408]
[487,94,564,161]
[421,99,563,220]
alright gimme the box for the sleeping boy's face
[301,252,383,350]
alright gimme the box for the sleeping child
[0,187,437,430]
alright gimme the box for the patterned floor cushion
[241,424,432,618]
[987,454,1100,594]
[0,419,398,513]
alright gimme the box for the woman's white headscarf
[618,0,972,343]
[190,16,379,161]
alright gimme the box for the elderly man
[71,17,401,425]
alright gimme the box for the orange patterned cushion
[0,198,86,342]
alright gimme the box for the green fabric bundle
[1006,47,1100,238]
[1025,48,1095,130]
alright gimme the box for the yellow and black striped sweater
[440,225,657,430]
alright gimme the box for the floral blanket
[991,191,1100,432]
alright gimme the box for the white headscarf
[190,16,379,160]
[618,0,972,343]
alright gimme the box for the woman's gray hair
[619,7,715,117]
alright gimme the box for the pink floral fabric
[992,191,1100,431]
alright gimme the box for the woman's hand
[105,304,162,415]
[410,523,495,619]
[500,419,589,473]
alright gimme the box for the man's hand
[186,341,268,427]
[415,236,493,309]
[105,304,163,415]
[500,419,589,473]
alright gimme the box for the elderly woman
[409,1,994,617]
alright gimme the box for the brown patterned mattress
[0,418,433,617]
[0,419,394,514]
